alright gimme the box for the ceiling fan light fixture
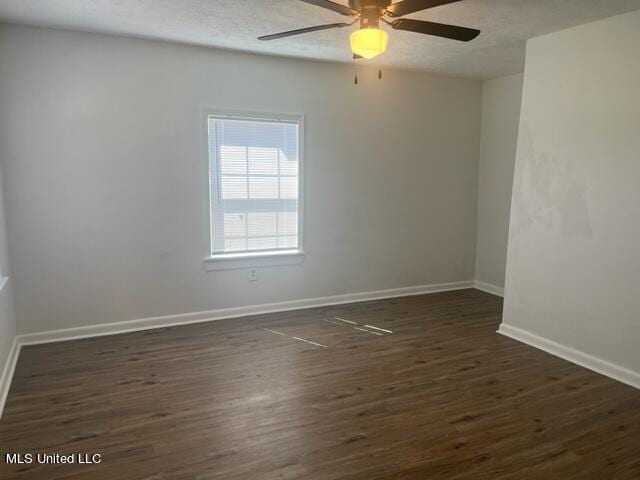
[350,28,388,59]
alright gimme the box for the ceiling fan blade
[299,0,358,16]
[353,53,363,59]
[258,22,350,41]
[391,19,480,41]
[385,0,464,18]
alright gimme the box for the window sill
[204,250,304,271]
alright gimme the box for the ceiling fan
[258,0,480,60]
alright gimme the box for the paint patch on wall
[513,124,592,239]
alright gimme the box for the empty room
[1,0,639,478]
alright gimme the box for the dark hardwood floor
[1,289,639,479]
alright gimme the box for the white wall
[0,25,482,334]
[475,74,523,290]
[502,9,640,375]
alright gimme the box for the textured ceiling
[0,0,639,79]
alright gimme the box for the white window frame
[202,108,305,271]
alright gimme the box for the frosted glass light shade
[350,28,388,59]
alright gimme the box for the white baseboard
[473,280,504,297]
[498,323,640,390]
[18,280,475,346]
[0,336,21,420]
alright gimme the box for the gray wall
[503,9,640,373]
[475,74,524,289]
[0,25,482,334]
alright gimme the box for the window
[205,112,303,263]
[0,263,6,292]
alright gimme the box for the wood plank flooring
[1,289,639,479]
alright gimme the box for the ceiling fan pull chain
[376,26,382,81]
[354,74,358,85]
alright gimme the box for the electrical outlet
[248,268,259,282]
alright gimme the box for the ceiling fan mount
[258,0,480,60]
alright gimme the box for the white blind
[208,115,300,255]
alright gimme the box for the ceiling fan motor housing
[354,0,392,29]
[360,6,380,28]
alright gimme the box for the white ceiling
[0,0,639,79]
